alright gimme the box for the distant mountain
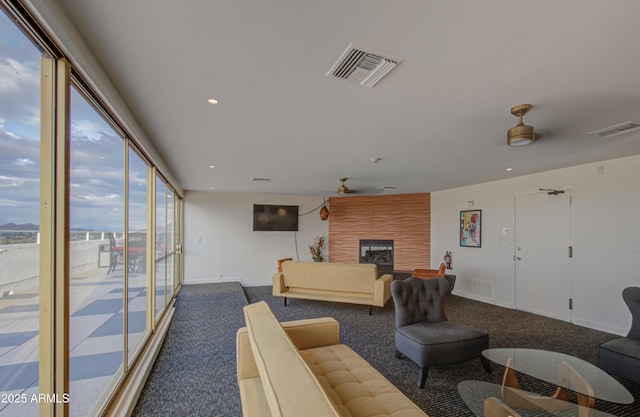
[0,223,39,230]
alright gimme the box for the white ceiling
[54,0,640,196]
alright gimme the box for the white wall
[184,191,329,286]
[431,155,640,336]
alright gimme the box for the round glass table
[458,380,620,417]
[482,348,633,405]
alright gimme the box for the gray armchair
[598,286,640,384]
[391,277,491,388]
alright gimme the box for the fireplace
[359,240,394,273]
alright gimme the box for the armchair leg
[418,367,429,389]
[481,356,492,373]
[369,305,372,315]
[395,350,404,359]
[284,297,287,307]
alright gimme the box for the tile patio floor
[0,263,152,417]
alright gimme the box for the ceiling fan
[336,177,395,195]
[338,177,353,194]
[507,104,537,146]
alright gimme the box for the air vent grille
[327,43,403,88]
[588,122,640,138]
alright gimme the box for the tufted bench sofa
[272,261,393,314]
[236,301,428,417]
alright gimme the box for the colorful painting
[460,210,481,247]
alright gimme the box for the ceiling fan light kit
[338,177,351,194]
[508,104,536,146]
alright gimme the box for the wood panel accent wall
[328,193,430,271]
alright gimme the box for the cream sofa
[272,261,393,314]
[236,301,428,417]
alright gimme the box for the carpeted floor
[131,282,247,417]
[131,282,640,417]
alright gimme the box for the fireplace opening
[359,240,393,273]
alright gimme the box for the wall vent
[463,278,493,298]
[326,43,403,88]
[587,121,640,138]
[250,177,271,182]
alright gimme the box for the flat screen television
[253,204,299,231]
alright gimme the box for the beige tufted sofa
[236,301,428,417]
[272,261,393,313]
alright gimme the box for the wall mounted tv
[253,204,299,231]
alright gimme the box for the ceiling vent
[326,43,403,88]
[587,122,640,138]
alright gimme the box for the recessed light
[208,98,218,105]
[209,165,216,169]
[505,167,513,172]
[209,187,215,190]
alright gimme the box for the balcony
[0,231,154,417]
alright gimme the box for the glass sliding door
[127,147,148,363]
[166,188,174,300]
[0,10,43,417]
[68,86,125,417]
[154,176,166,319]
[175,196,183,291]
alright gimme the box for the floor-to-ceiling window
[0,9,42,417]
[0,3,181,416]
[166,187,175,301]
[69,85,125,417]
[127,147,148,363]
[154,176,166,319]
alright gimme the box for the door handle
[514,256,522,261]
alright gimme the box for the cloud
[0,174,38,188]
[0,34,158,230]
[0,198,24,206]
[71,119,111,142]
[15,158,36,167]
[0,57,39,93]
[0,57,40,128]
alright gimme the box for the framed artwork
[460,210,481,247]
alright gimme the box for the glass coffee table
[459,348,634,417]
[458,380,620,417]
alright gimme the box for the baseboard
[457,291,627,337]
[571,317,627,337]
[453,290,514,309]
[241,281,272,288]
[184,276,243,285]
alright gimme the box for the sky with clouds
[0,11,151,232]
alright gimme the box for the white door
[514,190,572,322]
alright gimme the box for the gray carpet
[131,282,640,416]
[132,282,246,417]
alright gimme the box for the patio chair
[107,232,119,274]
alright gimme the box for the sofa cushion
[395,321,489,367]
[282,261,377,294]
[243,301,340,417]
[600,337,640,359]
[300,344,428,417]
